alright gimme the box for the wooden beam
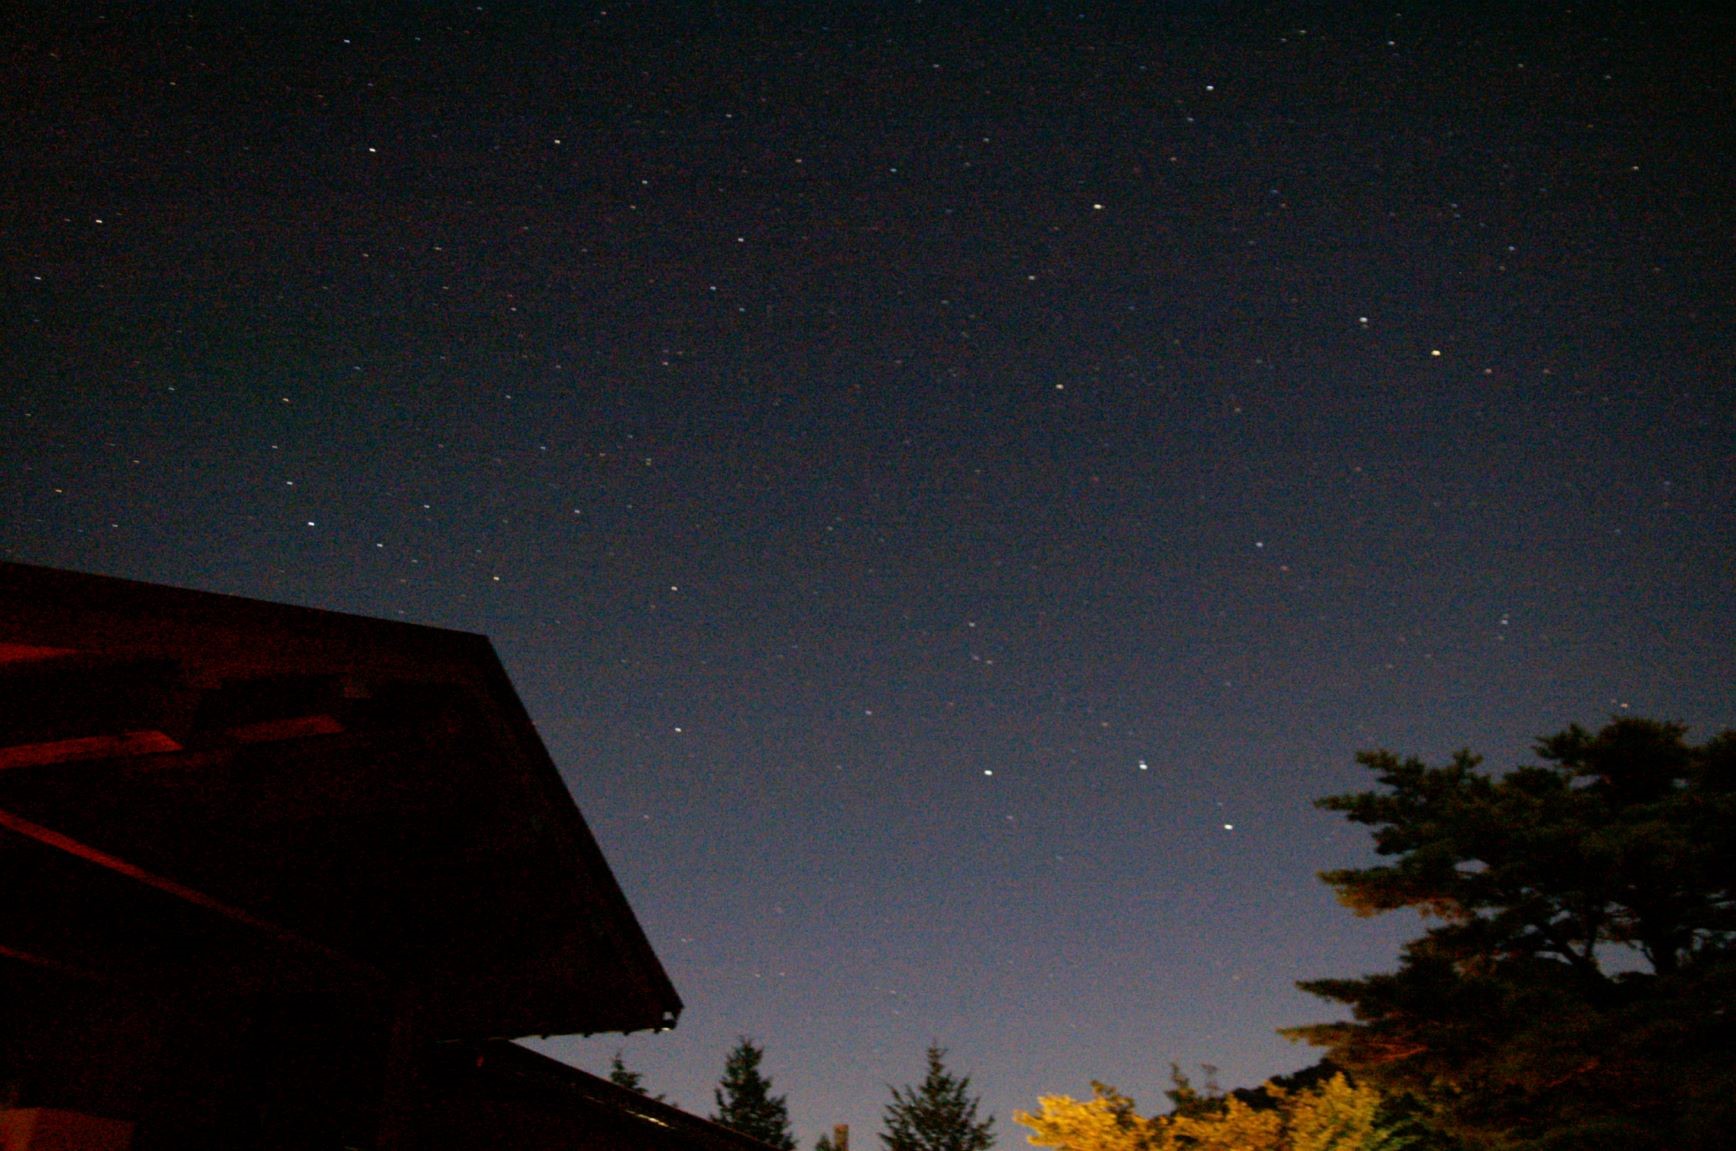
[0,643,79,664]
[0,804,382,986]
[0,941,109,982]
[0,730,183,770]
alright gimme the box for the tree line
[615,717,1734,1151]
[1022,717,1735,1151]
[611,1039,993,1151]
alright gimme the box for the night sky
[4,1,1733,1144]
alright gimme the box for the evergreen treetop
[881,1045,994,1151]
[712,1037,797,1151]
[609,1051,665,1103]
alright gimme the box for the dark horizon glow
[4,2,1731,1146]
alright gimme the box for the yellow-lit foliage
[1286,1075,1387,1151]
[1165,1091,1285,1150]
[1017,1073,1391,1151]
[1015,1084,1157,1151]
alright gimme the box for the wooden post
[374,988,423,1151]
[834,1124,849,1151]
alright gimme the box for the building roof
[427,1040,784,1151]
[0,561,681,1040]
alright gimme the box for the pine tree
[1286,717,1736,1150]
[882,1045,994,1151]
[609,1051,665,1102]
[711,1038,796,1151]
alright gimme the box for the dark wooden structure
[423,1041,777,1151]
[0,563,751,1151]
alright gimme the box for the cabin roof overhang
[0,562,681,1040]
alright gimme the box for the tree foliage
[882,1045,995,1151]
[712,1037,797,1151]
[609,1050,665,1101]
[1015,1067,1426,1151]
[1284,718,1736,1150]
[1015,1082,1154,1151]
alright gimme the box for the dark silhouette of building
[0,562,763,1151]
